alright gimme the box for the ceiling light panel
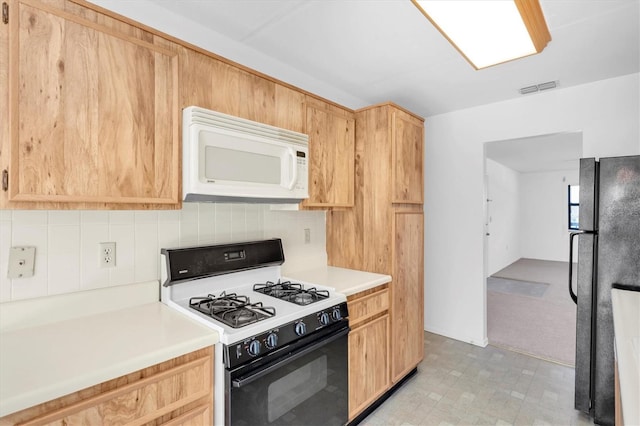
[412,0,551,70]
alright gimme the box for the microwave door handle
[286,149,298,190]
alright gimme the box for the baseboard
[424,325,488,348]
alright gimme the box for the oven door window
[268,355,327,423]
[228,330,348,426]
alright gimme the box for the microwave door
[193,128,306,201]
[183,106,309,203]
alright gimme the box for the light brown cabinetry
[0,0,358,210]
[328,102,424,400]
[391,112,424,204]
[301,98,355,208]
[178,46,305,134]
[0,347,214,426]
[347,285,390,420]
[391,210,424,381]
[0,0,180,209]
[614,360,622,426]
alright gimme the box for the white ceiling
[485,132,583,173]
[143,0,640,118]
[91,0,639,172]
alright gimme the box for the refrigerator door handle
[568,231,583,304]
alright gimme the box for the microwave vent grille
[185,106,308,146]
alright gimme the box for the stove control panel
[225,302,348,368]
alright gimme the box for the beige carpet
[487,258,577,366]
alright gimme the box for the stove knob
[295,321,307,336]
[319,312,331,326]
[248,340,261,357]
[332,308,342,321]
[265,333,278,349]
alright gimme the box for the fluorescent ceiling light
[412,0,551,69]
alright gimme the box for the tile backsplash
[0,204,327,302]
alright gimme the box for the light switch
[8,246,36,279]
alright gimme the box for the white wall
[519,169,580,262]
[485,159,521,276]
[424,73,640,346]
[0,206,326,302]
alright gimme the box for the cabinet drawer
[348,286,389,325]
[2,348,213,426]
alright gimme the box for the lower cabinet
[0,347,213,426]
[347,284,390,421]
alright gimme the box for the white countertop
[284,265,392,296]
[611,288,640,426]
[0,284,218,417]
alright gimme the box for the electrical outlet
[100,242,116,268]
[304,228,311,244]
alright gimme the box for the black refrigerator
[569,155,640,426]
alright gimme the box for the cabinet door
[3,0,179,207]
[302,101,355,208]
[391,210,424,382]
[391,110,423,204]
[348,314,390,420]
[179,46,304,134]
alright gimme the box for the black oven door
[225,325,349,426]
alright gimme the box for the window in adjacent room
[568,185,580,230]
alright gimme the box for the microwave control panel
[295,151,308,191]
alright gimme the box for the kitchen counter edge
[0,302,218,417]
[611,288,640,426]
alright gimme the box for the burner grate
[254,280,329,305]
[189,292,276,328]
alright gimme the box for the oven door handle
[232,326,349,389]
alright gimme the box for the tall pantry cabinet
[327,102,424,412]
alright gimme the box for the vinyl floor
[358,331,593,426]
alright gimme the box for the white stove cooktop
[161,265,346,345]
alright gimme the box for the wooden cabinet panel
[302,99,355,208]
[348,311,390,420]
[348,286,389,326]
[347,286,390,420]
[0,347,214,426]
[179,47,304,134]
[392,110,424,204]
[274,85,305,134]
[2,0,180,208]
[162,404,212,426]
[391,210,424,383]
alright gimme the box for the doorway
[483,132,582,366]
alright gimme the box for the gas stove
[160,239,347,346]
[160,239,349,426]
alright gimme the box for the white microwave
[183,106,309,203]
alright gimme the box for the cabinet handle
[2,3,8,25]
[2,169,7,191]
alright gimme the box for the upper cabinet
[392,110,424,204]
[0,0,355,210]
[178,46,305,134]
[0,0,180,209]
[301,98,355,208]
